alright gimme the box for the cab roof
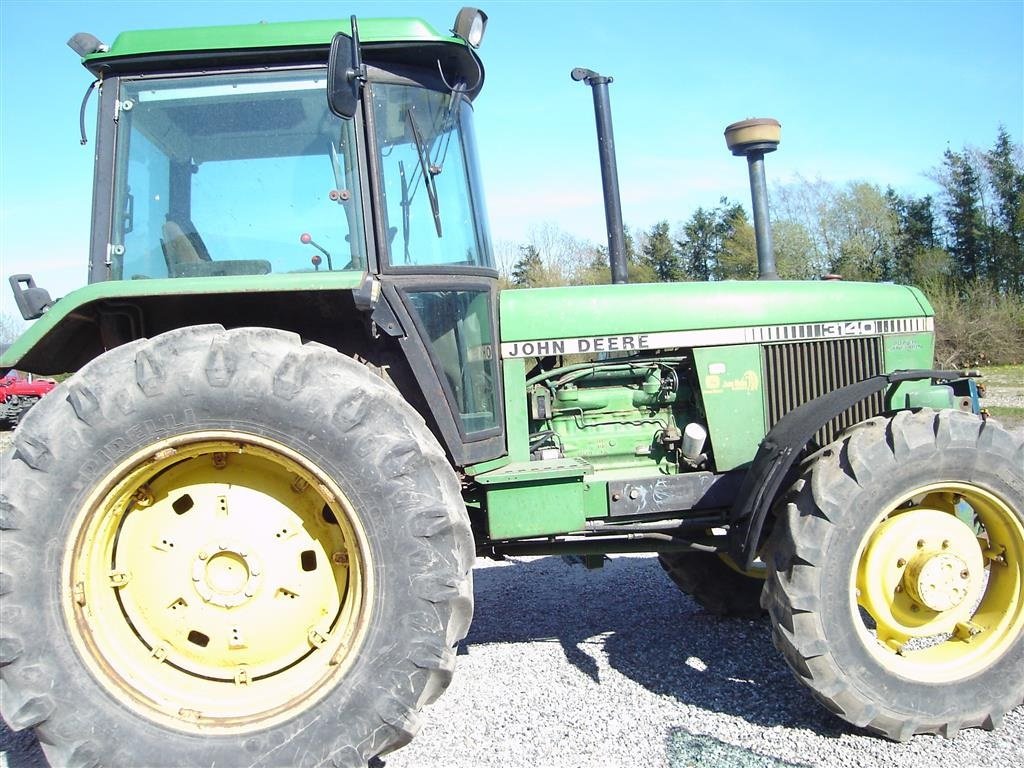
[80,17,478,85]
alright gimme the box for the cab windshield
[110,69,367,280]
[371,81,494,270]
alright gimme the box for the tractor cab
[9,11,504,464]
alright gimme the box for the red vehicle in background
[0,372,56,428]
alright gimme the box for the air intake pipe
[725,118,781,280]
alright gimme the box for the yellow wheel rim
[63,432,373,733]
[853,482,1024,682]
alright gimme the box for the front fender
[727,369,977,568]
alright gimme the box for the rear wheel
[0,326,474,767]
[762,410,1024,739]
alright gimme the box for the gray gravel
[3,553,1022,768]
[385,555,1023,768]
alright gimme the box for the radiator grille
[763,337,885,448]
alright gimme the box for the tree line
[502,128,1023,293]
[498,129,1023,366]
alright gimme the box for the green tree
[884,189,949,285]
[937,147,989,283]
[642,220,683,282]
[677,197,745,281]
[982,127,1024,293]
[510,244,544,287]
[828,183,898,281]
[716,215,817,280]
[773,177,898,280]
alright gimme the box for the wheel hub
[858,506,984,638]
[192,544,262,608]
[904,551,971,612]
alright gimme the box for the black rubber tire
[762,409,1024,740]
[0,325,474,767]
[658,551,765,618]
[5,397,22,429]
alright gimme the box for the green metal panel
[0,272,364,371]
[582,479,610,520]
[485,479,585,539]
[503,358,531,463]
[692,345,766,472]
[473,458,590,485]
[85,18,456,63]
[465,358,528,476]
[904,385,956,410]
[475,458,590,539]
[499,281,932,343]
[883,332,938,407]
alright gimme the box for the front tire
[762,410,1024,740]
[0,326,474,767]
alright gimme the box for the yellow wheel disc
[63,432,373,733]
[853,482,1024,682]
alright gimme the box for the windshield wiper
[405,108,443,237]
[399,160,411,263]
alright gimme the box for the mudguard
[727,369,976,568]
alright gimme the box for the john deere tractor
[2,8,1021,767]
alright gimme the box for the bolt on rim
[63,432,373,733]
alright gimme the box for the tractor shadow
[463,554,851,736]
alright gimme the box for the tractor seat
[161,219,212,271]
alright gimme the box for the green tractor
[2,8,1022,767]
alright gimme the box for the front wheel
[0,326,474,767]
[762,410,1024,740]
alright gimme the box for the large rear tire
[762,410,1024,740]
[0,326,474,767]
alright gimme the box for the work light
[453,7,487,48]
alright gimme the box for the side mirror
[327,17,365,120]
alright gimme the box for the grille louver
[763,337,885,448]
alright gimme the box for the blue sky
[1,0,1021,306]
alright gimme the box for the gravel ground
[2,410,1023,768]
[2,553,1022,768]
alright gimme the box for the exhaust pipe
[572,68,628,284]
[725,118,781,280]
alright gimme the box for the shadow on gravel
[464,554,853,737]
[0,722,46,768]
[667,730,813,768]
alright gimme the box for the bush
[923,279,1024,367]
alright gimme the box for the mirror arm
[348,16,367,87]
